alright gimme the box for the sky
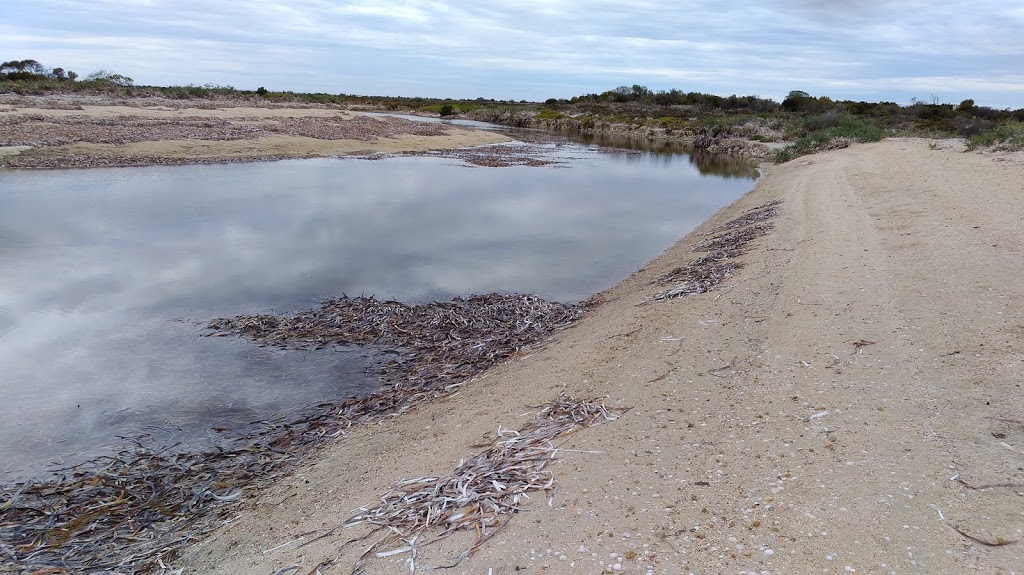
[4,0,1024,108]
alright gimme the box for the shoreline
[181,138,1024,574]
[0,96,511,169]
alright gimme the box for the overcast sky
[5,0,1023,107]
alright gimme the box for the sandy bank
[0,96,509,169]
[176,138,1024,574]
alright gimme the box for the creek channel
[0,128,756,478]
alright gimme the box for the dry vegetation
[648,200,780,301]
[1,294,583,573]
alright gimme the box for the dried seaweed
[379,144,564,167]
[0,293,584,574]
[317,395,621,573]
[647,200,781,302]
[709,200,781,233]
[208,294,585,424]
[692,223,773,254]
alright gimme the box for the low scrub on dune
[775,112,886,163]
[966,121,1024,151]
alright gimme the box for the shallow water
[0,137,754,477]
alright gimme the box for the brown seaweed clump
[208,293,584,423]
[647,200,781,301]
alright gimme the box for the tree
[86,69,134,86]
[957,99,976,114]
[1,59,47,80]
[782,90,814,112]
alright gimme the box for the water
[0,136,755,478]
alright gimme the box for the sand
[175,138,1024,574]
[0,98,509,168]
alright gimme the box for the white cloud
[4,0,1023,106]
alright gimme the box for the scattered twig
[947,523,1018,547]
[852,339,877,353]
[957,478,1024,492]
[708,360,736,378]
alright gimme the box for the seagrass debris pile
[0,114,264,146]
[0,94,377,112]
[378,143,565,167]
[0,114,449,148]
[647,200,781,301]
[299,395,621,574]
[208,293,585,424]
[0,293,583,574]
[0,430,288,574]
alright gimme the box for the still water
[0,137,755,477]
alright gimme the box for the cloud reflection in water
[0,142,754,476]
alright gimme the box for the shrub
[966,122,1024,151]
[439,104,455,117]
[534,109,565,120]
[775,114,885,163]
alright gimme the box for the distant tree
[630,84,651,99]
[439,103,455,116]
[86,69,134,86]
[782,90,814,112]
[256,86,268,96]
[1,59,47,80]
[957,99,976,114]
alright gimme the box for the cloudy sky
[5,0,1023,107]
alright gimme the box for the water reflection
[364,113,760,179]
[0,138,753,477]
[559,132,760,179]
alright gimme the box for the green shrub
[535,109,565,120]
[439,103,455,117]
[966,122,1024,151]
[775,114,885,163]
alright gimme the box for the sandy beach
[0,96,509,168]
[173,138,1024,574]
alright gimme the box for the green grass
[534,109,565,120]
[966,121,1024,151]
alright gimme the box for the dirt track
[180,139,1024,574]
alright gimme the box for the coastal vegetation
[3,57,1024,159]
